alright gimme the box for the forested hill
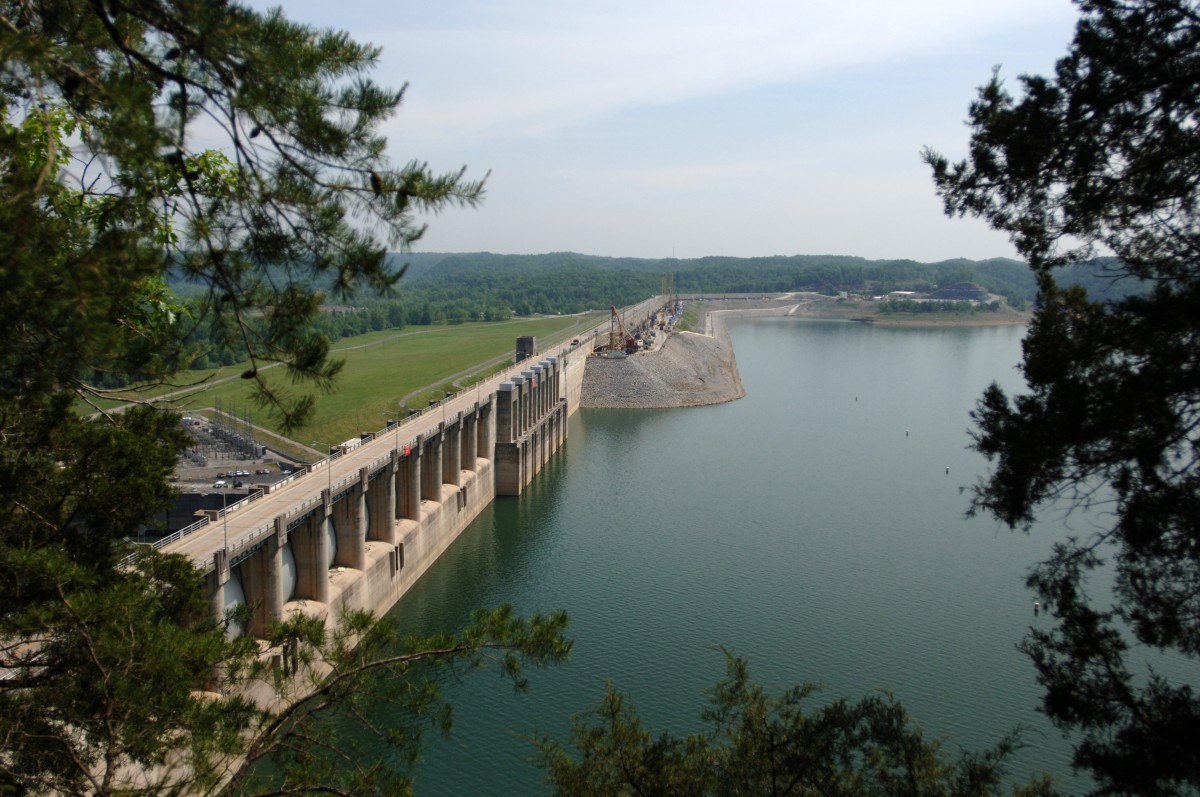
[163,252,1138,373]
[389,251,1041,313]
[393,251,1145,309]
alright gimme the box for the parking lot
[174,417,300,497]
[175,460,294,494]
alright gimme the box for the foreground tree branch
[536,650,1060,797]
[0,2,542,794]
[925,1,1200,794]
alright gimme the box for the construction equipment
[659,273,676,329]
[610,305,636,354]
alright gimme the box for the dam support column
[332,476,366,571]
[265,518,285,626]
[519,373,532,436]
[531,364,544,418]
[207,549,228,619]
[240,518,286,637]
[314,492,332,601]
[542,383,552,468]
[462,404,478,471]
[496,382,516,444]
[530,370,542,479]
[560,397,569,446]
[293,508,330,603]
[369,452,398,545]
[397,434,422,521]
[547,357,566,448]
[478,397,494,462]
[515,375,530,488]
[422,427,443,502]
[444,413,462,487]
[494,381,523,496]
[549,356,561,411]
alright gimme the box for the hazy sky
[264,1,1081,262]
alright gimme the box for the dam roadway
[167,366,549,568]
[157,298,662,637]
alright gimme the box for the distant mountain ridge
[171,251,1137,309]
[161,251,1141,373]
[387,251,1141,306]
[390,251,1028,280]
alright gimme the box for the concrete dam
[159,298,663,641]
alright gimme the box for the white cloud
[249,0,1080,260]
[373,0,1075,147]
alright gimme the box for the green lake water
[388,317,1085,795]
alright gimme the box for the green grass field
[676,303,703,332]
[119,314,604,456]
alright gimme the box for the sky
[259,0,1081,262]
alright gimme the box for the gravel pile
[580,327,745,409]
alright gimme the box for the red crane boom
[610,305,636,353]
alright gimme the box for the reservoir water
[389,317,1082,794]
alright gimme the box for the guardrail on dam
[160,297,662,639]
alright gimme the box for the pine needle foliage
[925,2,1200,793]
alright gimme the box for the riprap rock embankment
[579,323,745,409]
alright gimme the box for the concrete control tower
[516,335,537,362]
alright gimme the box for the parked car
[216,472,227,478]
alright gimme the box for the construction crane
[610,305,636,354]
[659,272,677,329]
[660,274,669,328]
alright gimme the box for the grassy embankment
[97,314,604,461]
[867,303,1030,326]
[676,303,704,332]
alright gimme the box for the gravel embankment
[579,323,745,409]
